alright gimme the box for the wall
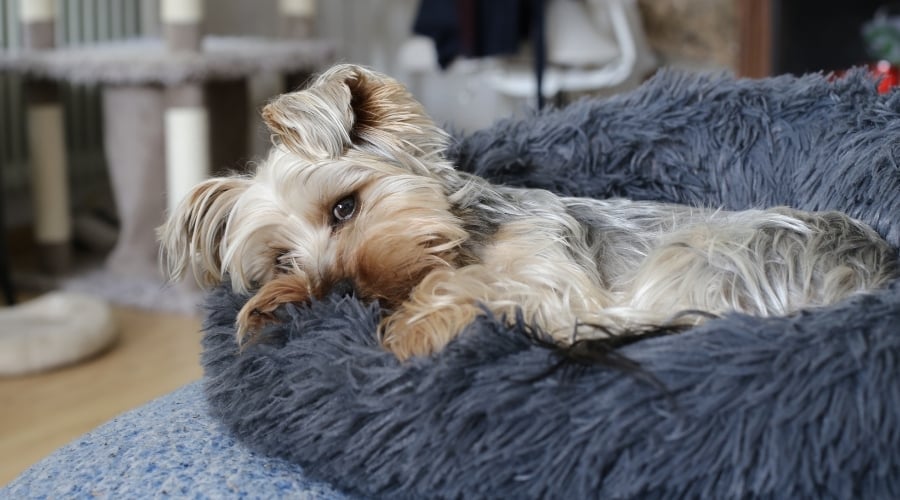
[637,0,737,71]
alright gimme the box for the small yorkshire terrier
[160,64,899,360]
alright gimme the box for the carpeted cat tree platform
[5,70,900,498]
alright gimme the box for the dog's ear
[157,177,249,288]
[261,64,449,161]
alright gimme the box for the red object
[870,60,900,93]
[831,62,899,94]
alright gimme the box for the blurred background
[1,0,897,485]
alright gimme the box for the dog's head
[158,65,468,339]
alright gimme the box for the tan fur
[158,64,899,361]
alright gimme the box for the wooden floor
[0,302,203,486]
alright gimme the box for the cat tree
[0,0,334,374]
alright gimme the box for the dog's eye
[332,195,357,224]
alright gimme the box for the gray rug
[14,263,202,316]
[61,267,202,316]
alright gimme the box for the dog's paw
[380,317,435,361]
[235,299,279,346]
[233,274,313,347]
[380,304,480,360]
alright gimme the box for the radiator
[1,0,145,226]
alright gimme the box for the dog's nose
[330,278,357,298]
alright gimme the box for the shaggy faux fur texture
[202,70,900,499]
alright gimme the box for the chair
[488,0,655,103]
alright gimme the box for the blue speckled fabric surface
[3,383,351,499]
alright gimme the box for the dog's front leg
[379,268,496,360]
[236,273,311,345]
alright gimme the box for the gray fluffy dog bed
[202,70,900,499]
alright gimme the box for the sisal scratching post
[280,0,317,91]
[280,0,317,39]
[21,0,71,274]
[164,84,210,214]
[161,0,204,52]
[161,0,211,215]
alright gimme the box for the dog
[159,64,899,360]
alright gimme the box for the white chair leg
[21,1,71,274]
